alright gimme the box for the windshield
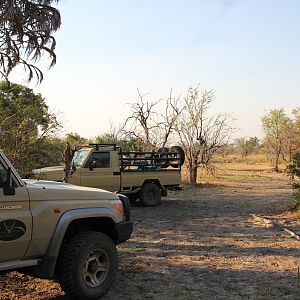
[72,150,90,168]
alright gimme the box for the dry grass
[1,156,300,300]
[181,154,289,185]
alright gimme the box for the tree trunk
[63,142,72,183]
[274,152,279,172]
[189,160,198,184]
[274,140,282,172]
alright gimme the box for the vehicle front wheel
[139,183,161,207]
[56,231,118,300]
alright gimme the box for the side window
[85,152,110,168]
[0,161,7,188]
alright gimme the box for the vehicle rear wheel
[139,183,161,207]
[56,231,118,300]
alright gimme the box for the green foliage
[65,131,141,152]
[261,108,297,171]
[0,0,61,82]
[66,132,91,149]
[0,81,61,175]
[215,143,234,156]
[261,109,291,134]
[287,153,300,177]
[95,133,140,152]
[234,136,260,158]
[287,153,300,210]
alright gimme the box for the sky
[11,0,300,140]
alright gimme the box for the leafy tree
[285,108,300,161]
[235,138,250,158]
[234,136,260,158]
[261,108,300,170]
[0,0,61,82]
[95,132,140,152]
[94,123,140,151]
[65,132,91,149]
[215,143,235,156]
[0,81,61,175]
[261,109,292,172]
[248,137,260,153]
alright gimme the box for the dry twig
[250,214,300,241]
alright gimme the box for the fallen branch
[250,214,274,227]
[250,214,300,241]
[283,228,300,241]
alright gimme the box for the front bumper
[115,221,133,244]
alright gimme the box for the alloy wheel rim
[83,248,109,288]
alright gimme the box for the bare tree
[123,89,182,149]
[174,86,235,184]
[122,86,235,183]
[0,0,61,82]
[124,89,161,149]
[155,89,183,148]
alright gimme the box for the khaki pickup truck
[33,144,184,207]
[0,150,133,300]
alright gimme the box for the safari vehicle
[33,144,184,207]
[0,150,133,300]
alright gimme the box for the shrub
[287,153,300,210]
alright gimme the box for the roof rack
[88,143,117,150]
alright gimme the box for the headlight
[111,200,124,214]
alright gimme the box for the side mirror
[88,160,96,171]
[4,167,15,195]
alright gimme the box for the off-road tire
[139,183,161,207]
[56,231,118,300]
[170,146,185,168]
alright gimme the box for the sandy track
[1,175,300,299]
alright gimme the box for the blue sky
[12,0,300,139]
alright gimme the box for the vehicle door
[80,151,119,191]
[0,157,32,261]
[70,149,91,186]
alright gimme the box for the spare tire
[157,147,169,169]
[170,146,185,168]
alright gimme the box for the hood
[23,179,119,201]
[32,166,64,181]
[32,165,64,173]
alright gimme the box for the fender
[35,207,118,279]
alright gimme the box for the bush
[287,153,300,210]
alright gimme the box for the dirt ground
[1,166,300,299]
